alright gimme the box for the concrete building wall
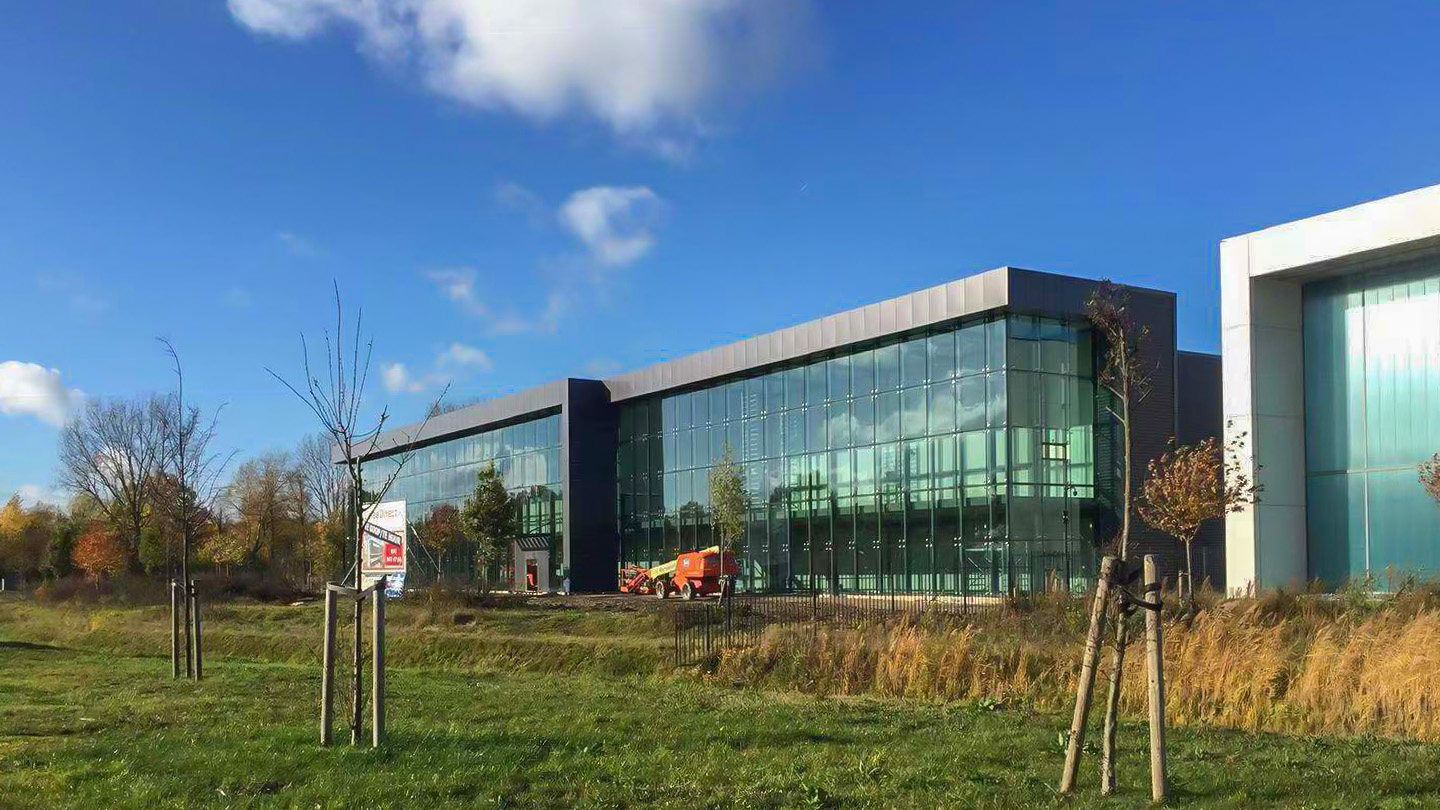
[1222,183,1440,593]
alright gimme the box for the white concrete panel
[1251,278,1302,330]
[1251,325,1305,418]
[1220,237,1251,329]
[1253,415,1307,507]
[1256,505,1308,588]
[1245,183,1440,278]
[1221,325,1253,419]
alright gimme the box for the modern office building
[1224,183,1440,593]
[358,267,1215,594]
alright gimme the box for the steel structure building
[355,266,1214,593]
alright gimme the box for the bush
[35,574,168,606]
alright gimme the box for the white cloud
[15,484,66,509]
[383,342,494,394]
[0,362,82,427]
[426,268,488,317]
[437,342,493,370]
[382,362,431,394]
[276,231,322,258]
[494,181,547,226]
[558,186,663,267]
[228,0,813,145]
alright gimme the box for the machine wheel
[654,580,669,599]
[681,582,696,601]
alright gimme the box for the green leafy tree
[709,445,747,553]
[461,462,516,593]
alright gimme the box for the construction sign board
[361,500,407,580]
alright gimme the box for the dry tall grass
[714,585,1440,741]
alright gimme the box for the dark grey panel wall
[1135,291,1183,580]
[1176,350,1225,589]
[562,379,619,592]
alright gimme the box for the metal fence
[671,588,1007,666]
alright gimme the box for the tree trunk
[1183,539,1195,607]
[1100,607,1129,795]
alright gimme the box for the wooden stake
[351,594,363,745]
[321,585,338,746]
[1144,555,1168,802]
[190,581,203,681]
[372,577,385,748]
[170,580,181,680]
[1059,555,1116,794]
[1100,606,1129,795]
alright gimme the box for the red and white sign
[361,500,407,578]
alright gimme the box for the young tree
[72,523,128,581]
[461,462,516,593]
[1138,433,1261,604]
[57,395,167,568]
[709,445,747,553]
[413,503,463,582]
[155,338,233,675]
[269,283,445,745]
[1085,280,1154,796]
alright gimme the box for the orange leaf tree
[1137,431,1261,601]
[72,522,128,580]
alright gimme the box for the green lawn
[2,602,1440,808]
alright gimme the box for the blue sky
[5,0,1440,505]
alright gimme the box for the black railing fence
[671,586,1012,667]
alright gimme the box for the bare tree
[156,339,234,677]
[269,283,446,745]
[1086,280,1154,796]
[57,395,166,568]
[297,432,348,587]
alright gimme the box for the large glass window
[1303,258,1440,583]
[616,312,1096,595]
[363,411,564,587]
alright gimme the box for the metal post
[321,585,338,746]
[1144,555,1168,802]
[372,577,386,748]
[1059,555,1115,794]
[190,580,203,681]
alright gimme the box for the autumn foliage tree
[72,523,128,580]
[1138,432,1262,604]
[413,503,463,579]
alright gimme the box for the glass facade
[1303,257,1440,584]
[616,314,1099,595]
[362,412,564,584]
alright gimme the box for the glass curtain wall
[362,412,564,586]
[616,314,1097,595]
[1303,257,1440,586]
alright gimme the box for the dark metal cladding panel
[1123,288,1184,583]
[562,379,619,592]
[1176,350,1225,589]
[344,379,568,463]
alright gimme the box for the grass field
[3,596,1440,809]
